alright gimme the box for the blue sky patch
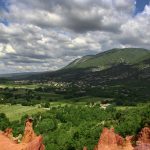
[135,0,150,14]
[0,18,9,26]
[0,0,10,12]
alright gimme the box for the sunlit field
[0,104,45,121]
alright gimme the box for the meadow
[0,104,45,121]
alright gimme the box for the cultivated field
[0,104,46,121]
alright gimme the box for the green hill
[65,48,150,70]
[0,48,150,105]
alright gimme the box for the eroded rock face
[0,118,45,150]
[134,144,150,150]
[134,127,150,150]
[137,127,150,144]
[22,118,37,143]
[94,128,133,150]
[94,128,120,150]
[123,136,134,150]
[3,128,14,140]
[84,127,150,150]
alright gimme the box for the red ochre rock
[21,118,37,143]
[134,127,150,150]
[123,136,134,150]
[93,128,132,150]
[86,128,126,150]
[137,127,150,144]
[134,144,150,150]
[85,127,150,150]
[0,118,45,150]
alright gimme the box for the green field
[0,84,40,89]
[0,102,88,121]
[0,104,46,121]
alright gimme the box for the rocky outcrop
[134,144,150,150]
[134,127,150,150]
[94,128,133,150]
[137,127,150,144]
[84,127,150,150]
[22,118,37,143]
[0,118,45,150]
[123,136,134,150]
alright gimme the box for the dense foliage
[0,80,149,106]
[0,104,150,150]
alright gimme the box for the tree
[0,113,10,130]
[36,118,57,134]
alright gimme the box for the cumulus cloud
[0,0,150,73]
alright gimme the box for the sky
[0,0,150,74]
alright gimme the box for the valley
[0,48,150,150]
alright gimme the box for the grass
[0,82,66,89]
[1,101,148,122]
[115,106,136,110]
[0,104,46,121]
[0,99,99,122]
[0,84,40,89]
[0,102,87,121]
[115,103,149,110]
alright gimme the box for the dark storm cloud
[8,0,132,33]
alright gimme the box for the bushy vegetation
[0,104,150,150]
[0,80,149,107]
[0,86,64,106]
[0,113,10,130]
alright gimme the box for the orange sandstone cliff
[94,128,134,150]
[1,118,150,150]
[85,127,150,150]
[0,118,45,150]
[134,127,150,150]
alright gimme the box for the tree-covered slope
[65,48,150,69]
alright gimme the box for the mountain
[26,48,150,82]
[13,48,149,101]
[0,48,150,104]
[1,48,149,81]
[65,48,150,70]
[28,48,150,104]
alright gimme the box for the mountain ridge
[0,48,150,81]
[0,48,149,105]
[64,48,150,70]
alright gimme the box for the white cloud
[5,44,16,53]
[0,0,150,73]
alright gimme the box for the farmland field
[0,104,46,121]
[0,84,42,89]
